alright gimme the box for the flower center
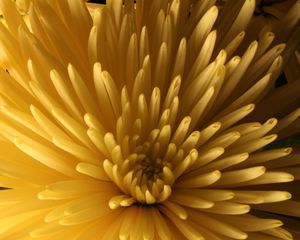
[125,151,174,204]
[102,123,199,209]
[103,130,176,208]
[138,156,163,182]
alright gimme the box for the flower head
[0,0,300,239]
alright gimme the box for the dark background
[88,0,106,3]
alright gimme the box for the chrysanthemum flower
[0,0,300,239]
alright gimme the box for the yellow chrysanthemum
[0,0,300,239]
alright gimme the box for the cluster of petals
[0,0,299,239]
